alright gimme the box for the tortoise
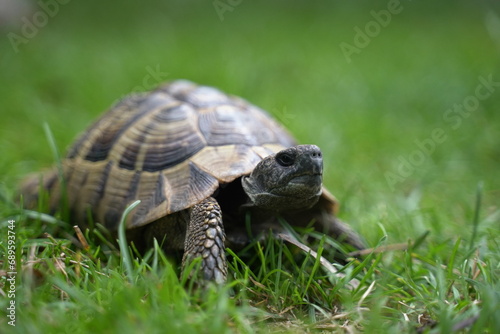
[21,80,365,283]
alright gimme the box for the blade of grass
[43,122,62,166]
[468,182,483,253]
[117,200,141,283]
[302,237,325,298]
[447,237,461,279]
[3,210,66,227]
[43,122,68,220]
[410,230,430,251]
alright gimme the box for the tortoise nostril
[311,151,322,159]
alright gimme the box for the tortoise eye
[276,153,295,167]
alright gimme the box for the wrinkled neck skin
[226,187,322,250]
[241,184,322,213]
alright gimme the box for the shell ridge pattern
[81,95,154,163]
[113,102,206,172]
[66,94,145,160]
[127,170,171,229]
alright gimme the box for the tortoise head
[241,145,323,212]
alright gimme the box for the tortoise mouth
[288,173,322,185]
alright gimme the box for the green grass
[1,0,500,332]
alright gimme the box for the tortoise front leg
[182,197,227,284]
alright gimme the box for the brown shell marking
[53,80,297,230]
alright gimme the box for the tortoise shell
[28,80,339,232]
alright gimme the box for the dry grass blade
[68,260,109,277]
[356,280,376,319]
[276,233,360,289]
[73,225,89,250]
[347,242,409,257]
[277,233,338,273]
[452,314,480,331]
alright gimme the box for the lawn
[1,0,499,332]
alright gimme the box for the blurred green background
[1,0,499,245]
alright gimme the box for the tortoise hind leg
[182,197,227,284]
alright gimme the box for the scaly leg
[182,197,227,284]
